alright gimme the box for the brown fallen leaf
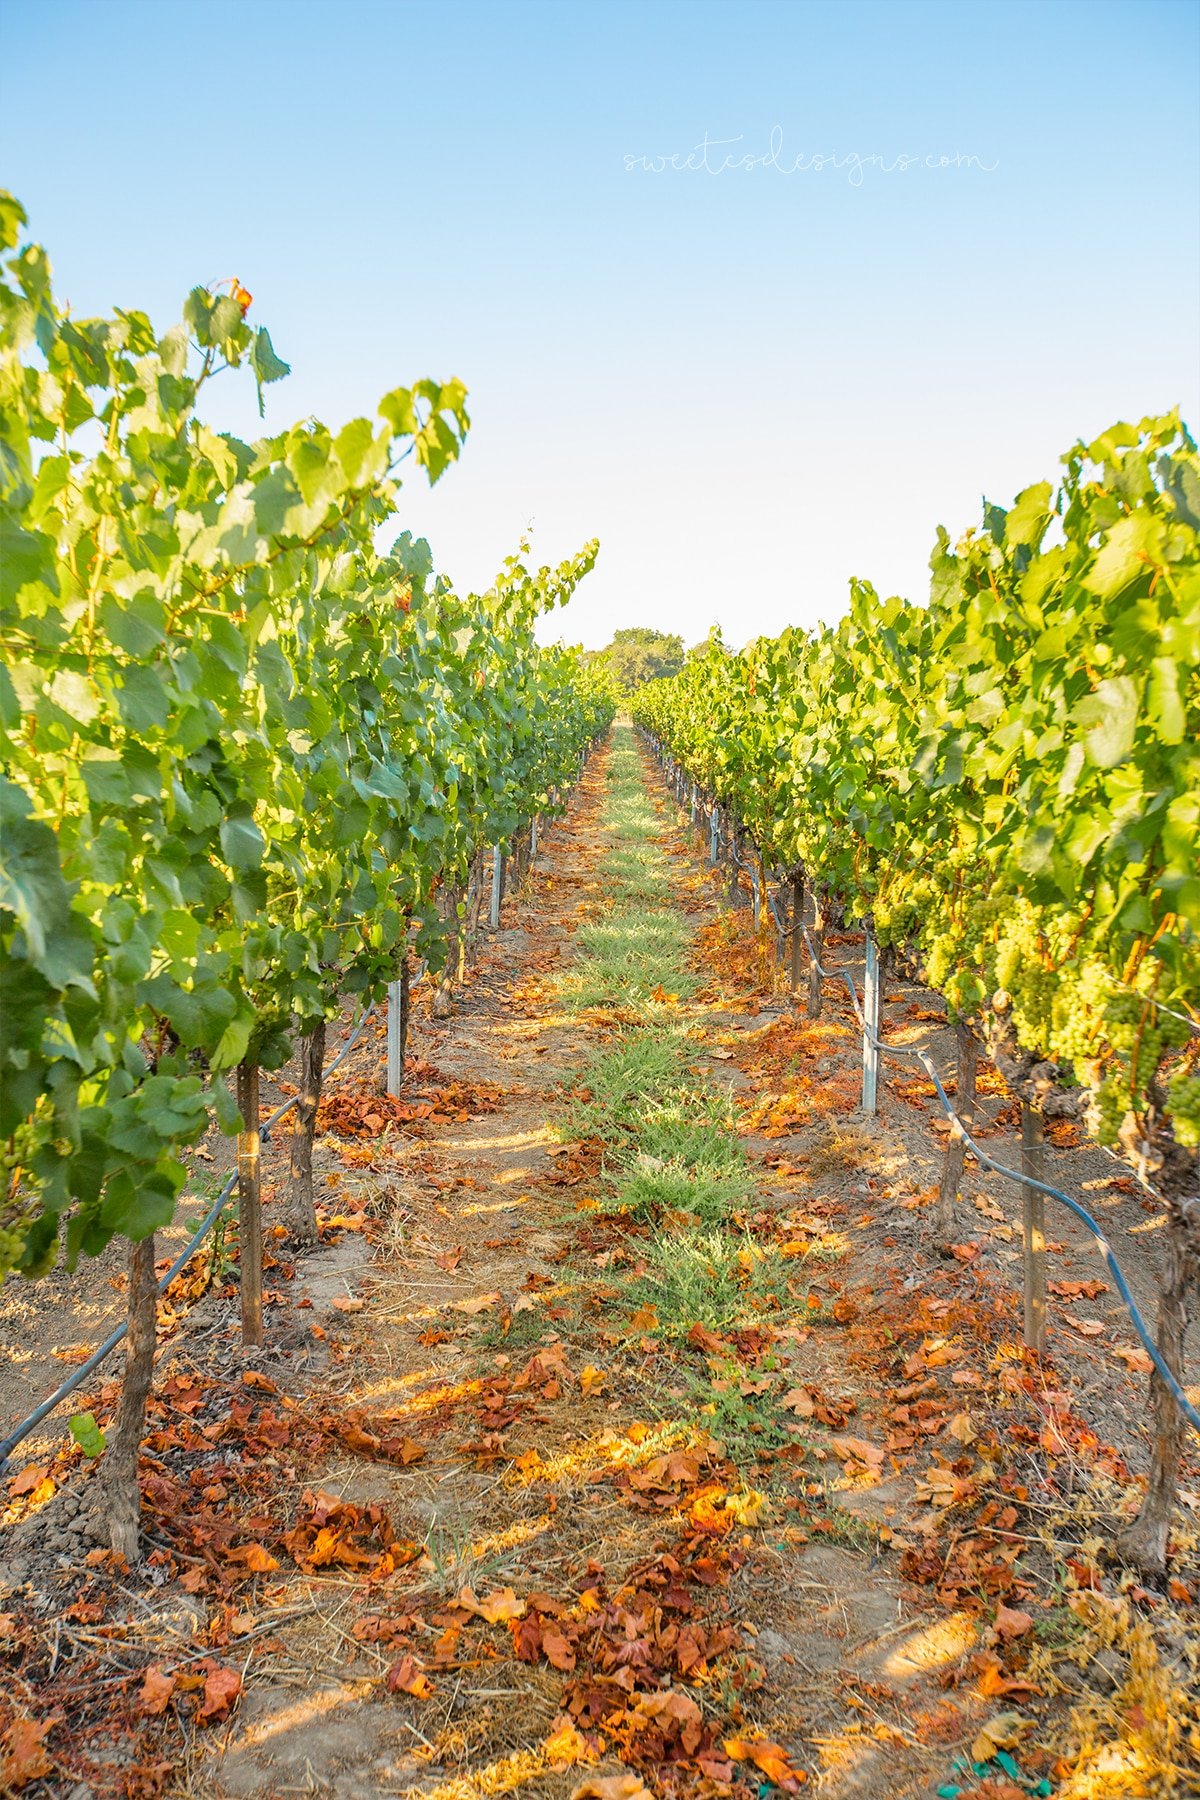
[434,1245,465,1271]
[828,1435,884,1468]
[386,1655,434,1698]
[1063,1313,1105,1337]
[454,1292,501,1314]
[330,1296,364,1314]
[197,1664,241,1723]
[992,1603,1034,1641]
[138,1667,177,1716]
[947,1410,977,1445]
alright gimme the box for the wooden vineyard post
[530,814,539,859]
[709,806,719,865]
[236,1060,263,1348]
[861,930,881,1114]
[789,872,804,996]
[1021,1102,1047,1353]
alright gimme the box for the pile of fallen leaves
[316,1071,505,1137]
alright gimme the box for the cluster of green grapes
[1167,1073,1200,1148]
[0,1223,29,1282]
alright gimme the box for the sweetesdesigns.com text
[623,128,998,185]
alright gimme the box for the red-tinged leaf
[197,1664,241,1723]
[512,1611,543,1662]
[434,1245,465,1271]
[386,1655,434,1698]
[0,1716,55,1789]
[138,1666,177,1716]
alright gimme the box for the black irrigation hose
[654,738,1200,1439]
[0,1001,379,1471]
[794,921,1200,1440]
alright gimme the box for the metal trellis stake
[236,1060,263,1347]
[861,931,881,1114]
[1021,1102,1047,1353]
[387,978,405,1098]
[490,845,504,929]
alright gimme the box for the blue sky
[3,0,1198,648]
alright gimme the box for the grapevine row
[0,193,612,1292]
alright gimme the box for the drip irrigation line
[0,1000,379,1471]
[650,729,1199,1432]
[797,923,1200,1440]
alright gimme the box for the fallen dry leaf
[458,1585,526,1623]
[197,1665,241,1724]
[454,1292,501,1314]
[0,1716,55,1789]
[138,1667,177,1717]
[330,1296,364,1314]
[224,1543,279,1572]
[992,1603,1034,1641]
[971,1710,1028,1764]
[386,1655,434,1698]
[571,1779,652,1800]
[724,1735,806,1789]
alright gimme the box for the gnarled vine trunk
[935,1021,978,1249]
[807,891,826,1020]
[286,1019,326,1243]
[1117,1199,1198,1573]
[98,1234,157,1562]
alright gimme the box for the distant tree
[602,627,685,689]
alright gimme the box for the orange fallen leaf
[724,1735,806,1790]
[330,1296,364,1314]
[545,1717,588,1768]
[571,1779,652,1800]
[224,1543,279,1573]
[9,1464,50,1498]
[458,1585,526,1623]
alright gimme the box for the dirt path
[2,729,1197,1800]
